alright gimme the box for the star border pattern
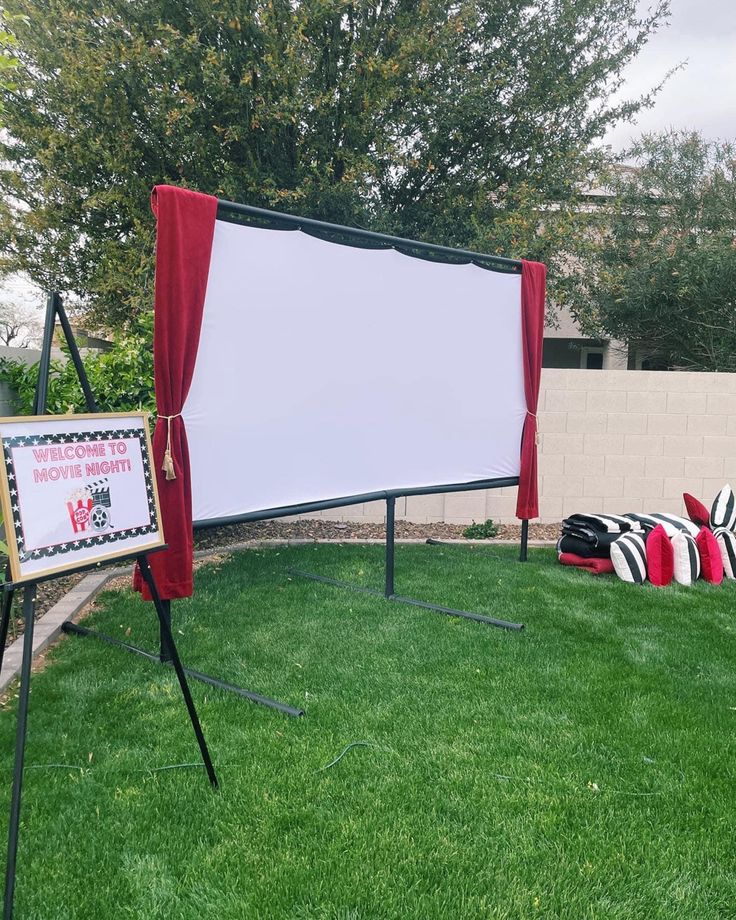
[2,427,159,563]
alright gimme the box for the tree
[0,301,42,346]
[569,131,736,371]
[0,0,669,330]
[0,10,21,122]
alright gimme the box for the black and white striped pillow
[710,485,736,531]
[714,527,736,578]
[610,533,647,584]
[671,531,700,586]
[625,513,699,539]
[565,513,641,534]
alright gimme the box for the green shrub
[0,312,155,416]
[462,519,499,540]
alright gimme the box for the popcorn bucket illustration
[66,479,113,534]
[66,496,93,534]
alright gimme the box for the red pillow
[684,493,710,528]
[645,524,674,587]
[696,526,724,585]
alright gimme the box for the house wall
[305,368,736,525]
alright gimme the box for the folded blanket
[563,513,642,534]
[557,532,621,558]
[558,553,615,575]
[623,512,699,539]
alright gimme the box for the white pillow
[671,531,700,586]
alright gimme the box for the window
[581,348,604,370]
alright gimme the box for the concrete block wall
[311,368,736,526]
[1,356,729,527]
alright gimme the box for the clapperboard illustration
[66,478,113,535]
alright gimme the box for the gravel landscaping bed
[194,517,560,550]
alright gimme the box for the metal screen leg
[137,558,218,789]
[520,519,529,562]
[385,497,395,598]
[3,587,36,920]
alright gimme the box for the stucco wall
[310,368,736,525]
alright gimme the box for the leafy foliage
[0,313,155,415]
[462,518,498,539]
[568,131,736,370]
[0,10,22,121]
[0,0,669,329]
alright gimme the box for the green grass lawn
[2,544,736,919]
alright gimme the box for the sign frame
[0,411,165,584]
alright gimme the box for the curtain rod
[216,198,523,273]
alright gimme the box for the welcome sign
[0,412,164,583]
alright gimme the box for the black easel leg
[3,587,36,920]
[520,519,529,562]
[385,497,395,598]
[137,558,218,789]
[0,585,14,676]
[158,599,174,664]
[55,298,99,413]
[32,294,56,415]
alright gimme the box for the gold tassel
[528,410,540,446]
[160,413,181,481]
[162,447,176,481]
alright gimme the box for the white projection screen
[182,218,527,525]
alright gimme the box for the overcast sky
[604,0,736,150]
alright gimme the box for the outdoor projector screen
[182,218,527,524]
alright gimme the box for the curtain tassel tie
[160,413,181,481]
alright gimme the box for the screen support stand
[290,497,524,631]
[520,519,529,562]
[29,292,303,719]
[1,557,219,920]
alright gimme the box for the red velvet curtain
[515,259,547,520]
[136,185,218,599]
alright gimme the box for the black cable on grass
[27,762,205,774]
[27,744,394,777]
[316,741,390,773]
[26,761,664,796]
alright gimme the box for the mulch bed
[194,518,560,550]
